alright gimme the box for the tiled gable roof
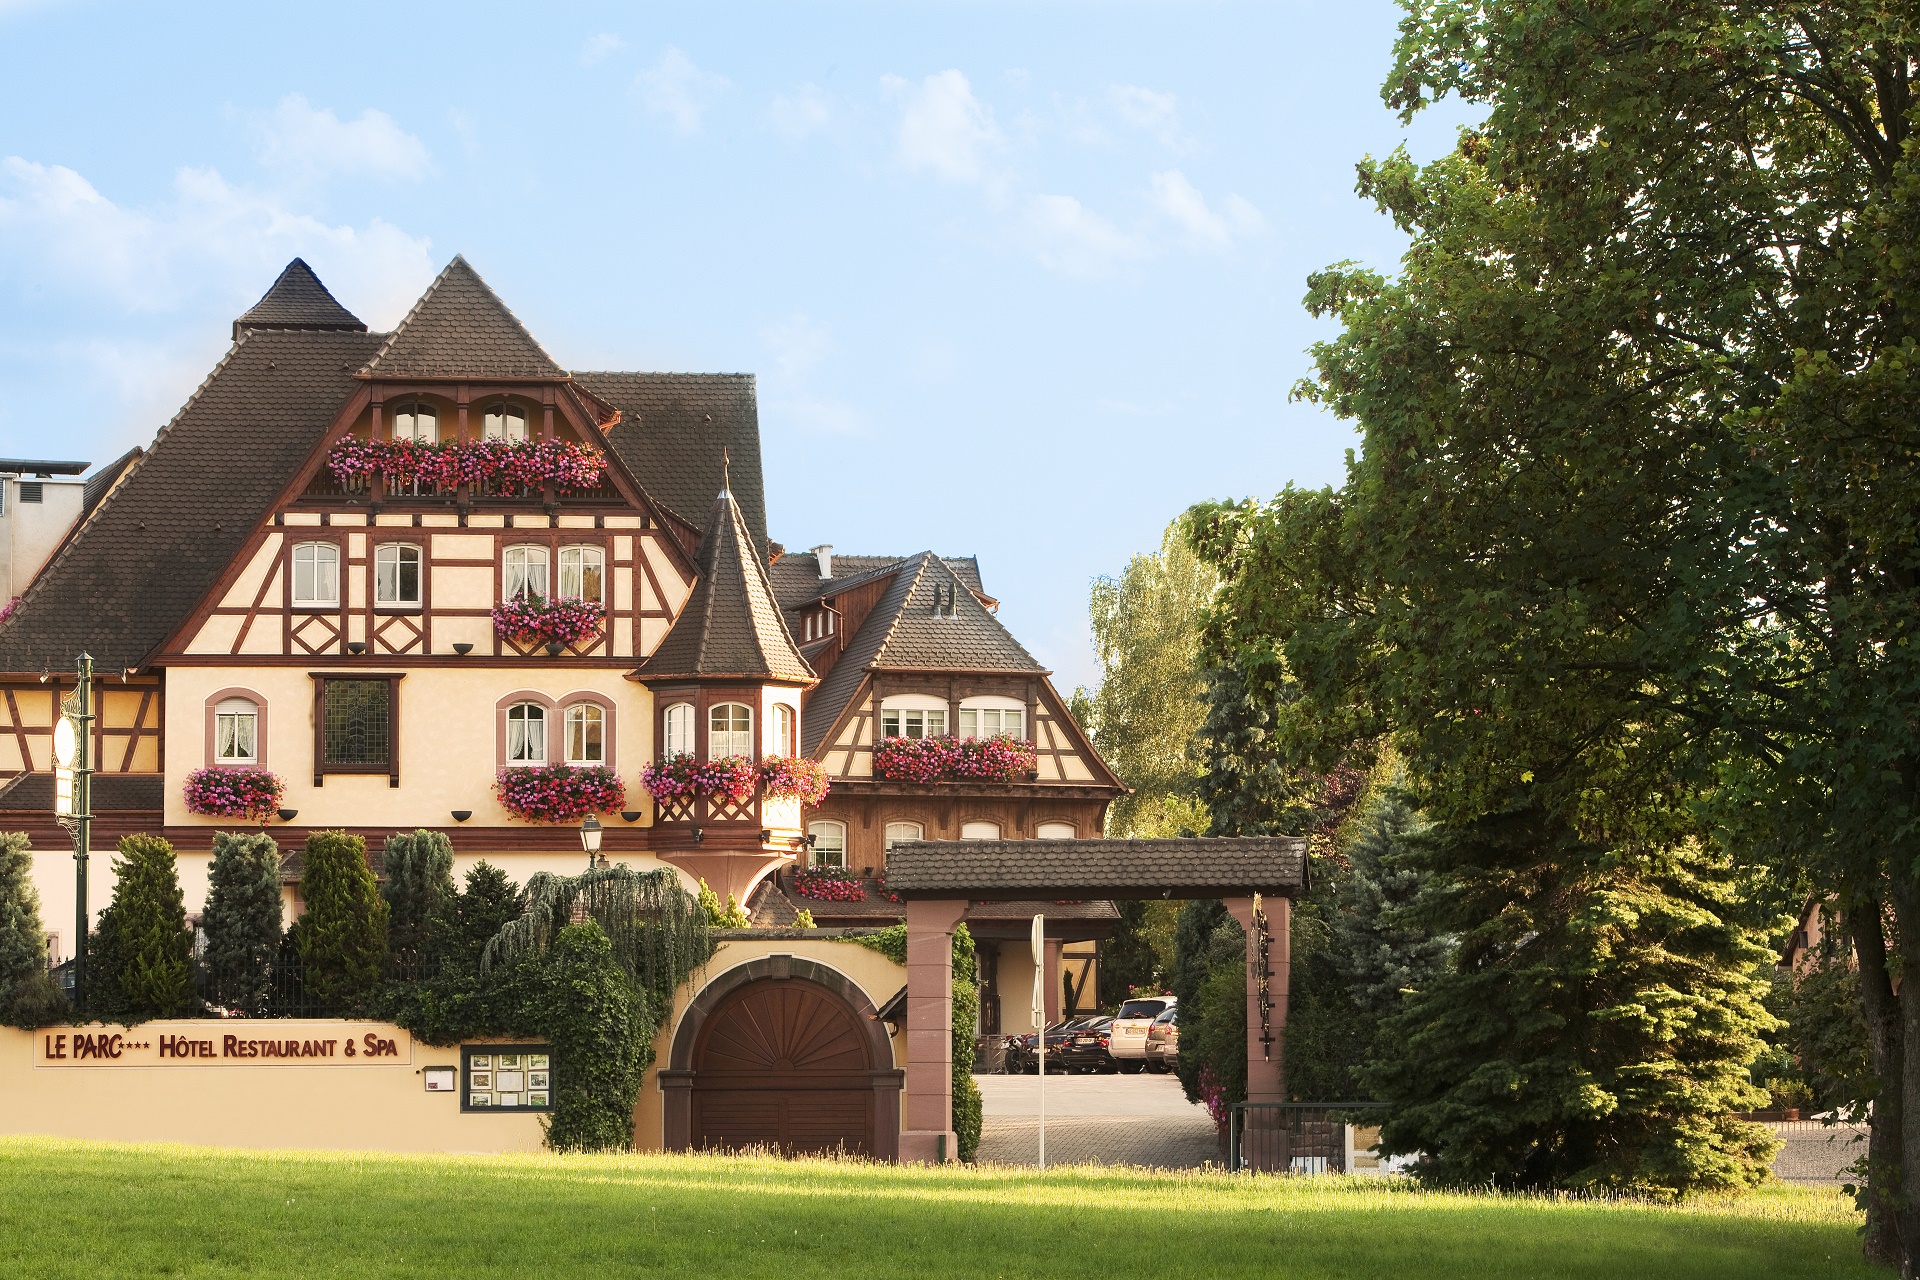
[638,478,814,684]
[576,373,767,547]
[768,551,984,607]
[232,258,367,339]
[885,837,1311,897]
[360,256,565,380]
[0,329,383,673]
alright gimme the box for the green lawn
[0,1137,1876,1279]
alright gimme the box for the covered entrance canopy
[884,836,1309,1166]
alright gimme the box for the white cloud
[635,47,729,136]
[1021,193,1141,278]
[0,156,434,324]
[579,33,624,66]
[762,313,833,379]
[885,70,1004,189]
[1149,170,1263,248]
[1111,84,1185,148]
[254,95,430,183]
[768,84,832,140]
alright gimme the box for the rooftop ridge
[360,255,565,380]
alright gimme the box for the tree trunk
[1847,895,1905,1269]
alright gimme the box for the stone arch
[658,954,902,1160]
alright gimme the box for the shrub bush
[200,831,282,1015]
[90,834,195,1021]
[290,831,387,1012]
[0,831,67,1028]
[381,830,454,961]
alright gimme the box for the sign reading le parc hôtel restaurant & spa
[37,1025,411,1066]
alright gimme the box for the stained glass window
[323,680,391,766]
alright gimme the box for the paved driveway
[974,1072,1219,1168]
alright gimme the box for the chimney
[809,545,833,579]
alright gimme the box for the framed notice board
[462,1044,553,1113]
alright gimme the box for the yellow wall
[0,1021,545,1153]
[631,936,908,1152]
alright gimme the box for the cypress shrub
[290,831,387,1012]
[92,834,194,1020]
[381,830,455,964]
[0,831,67,1027]
[200,831,282,1015]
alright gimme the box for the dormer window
[392,402,437,443]
[959,707,1023,739]
[375,544,423,608]
[483,404,528,441]
[882,707,945,739]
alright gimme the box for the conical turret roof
[639,462,814,684]
[233,258,366,339]
[360,255,566,379]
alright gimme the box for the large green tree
[1183,0,1920,1230]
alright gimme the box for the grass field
[0,1137,1877,1279]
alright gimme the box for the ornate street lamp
[580,814,603,870]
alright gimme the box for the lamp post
[580,814,603,870]
[53,653,92,1015]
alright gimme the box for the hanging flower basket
[183,766,286,822]
[491,594,606,648]
[495,764,625,823]
[793,867,865,903]
[759,755,830,805]
[326,437,606,494]
[639,754,759,805]
[871,735,1037,783]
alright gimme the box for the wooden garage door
[691,978,876,1156]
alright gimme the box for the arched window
[558,546,604,602]
[375,543,422,607]
[708,703,752,758]
[214,697,258,764]
[1036,821,1076,839]
[391,402,437,443]
[662,703,694,758]
[884,821,924,852]
[771,704,796,756]
[505,702,546,763]
[503,546,550,602]
[565,703,605,765]
[482,403,528,441]
[809,820,847,870]
[291,542,340,608]
[960,821,1001,840]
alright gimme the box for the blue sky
[0,1,1472,690]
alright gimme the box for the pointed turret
[232,258,366,340]
[360,255,565,380]
[640,454,814,684]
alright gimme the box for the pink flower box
[491,594,606,649]
[326,437,607,494]
[495,763,625,823]
[793,868,865,902]
[640,754,758,805]
[183,766,286,822]
[759,755,830,805]
[870,735,1037,783]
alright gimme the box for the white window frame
[959,705,1024,739]
[564,703,605,765]
[506,702,547,764]
[881,708,946,739]
[558,546,604,603]
[771,704,796,757]
[884,821,924,852]
[960,821,1002,840]
[214,697,258,764]
[483,404,528,441]
[1036,821,1076,839]
[374,543,423,608]
[663,703,694,758]
[391,402,438,443]
[503,545,550,602]
[291,542,340,609]
[809,820,847,870]
[709,702,753,758]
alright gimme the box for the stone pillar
[1224,895,1291,1170]
[900,897,968,1164]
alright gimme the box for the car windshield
[1116,999,1168,1020]
[1153,1008,1178,1026]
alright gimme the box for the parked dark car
[1004,1018,1100,1073]
[1053,1016,1117,1073]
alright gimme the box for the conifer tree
[200,831,282,1015]
[381,830,455,963]
[92,834,194,1019]
[0,831,66,1027]
[435,861,524,973]
[1329,792,1450,1027]
[1369,804,1780,1195]
[290,831,387,1011]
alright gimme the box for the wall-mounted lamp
[452,643,474,656]
[759,829,772,844]
[620,810,641,823]
[347,641,367,655]
[691,826,705,845]
[450,810,472,823]
[276,808,298,823]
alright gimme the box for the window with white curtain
[809,820,846,869]
[558,546,604,602]
[506,702,546,763]
[291,543,339,608]
[215,698,258,764]
[483,404,528,441]
[565,703,605,765]
[709,703,752,758]
[375,543,422,607]
[771,704,796,756]
[881,707,946,739]
[885,821,924,852]
[959,707,1023,739]
[503,546,550,602]
[663,703,694,757]
[391,403,437,443]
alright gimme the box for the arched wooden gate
[659,955,903,1161]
